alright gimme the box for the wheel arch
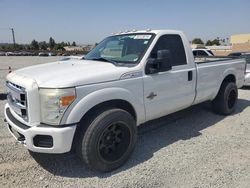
[212,73,236,99]
[79,99,137,123]
[64,87,145,126]
[222,74,236,84]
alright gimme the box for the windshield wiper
[90,57,117,65]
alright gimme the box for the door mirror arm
[145,59,159,74]
[145,50,172,74]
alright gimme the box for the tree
[60,41,67,47]
[39,41,48,50]
[15,44,25,51]
[205,39,221,46]
[205,40,213,46]
[211,39,220,46]
[192,38,204,44]
[30,40,39,50]
[72,41,76,46]
[0,45,6,50]
[54,43,65,51]
[48,37,56,49]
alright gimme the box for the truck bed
[195,56,240,64]
[193,57,246,105]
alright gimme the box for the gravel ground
[0,57,250,188]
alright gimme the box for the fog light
[33,135,53,148]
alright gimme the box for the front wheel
[212,82,238,115]
[76,109,137,172]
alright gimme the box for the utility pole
[10,28,16,50]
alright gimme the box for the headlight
[39,88,76,125]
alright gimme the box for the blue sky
[0,0,250,44]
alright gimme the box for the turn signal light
[60,95,75,106]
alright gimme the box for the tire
[212,82,238,115]
[76,109,137,172]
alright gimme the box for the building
[231,34,250,44]
[82,45,93,52]
[63,46,83,51]
[230,34,250,52]
[63,45,94,52]
[191,44,205,49]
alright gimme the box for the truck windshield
[85,33,154,64]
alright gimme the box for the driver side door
[143,34,196,121]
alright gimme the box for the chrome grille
[6,81,28,121]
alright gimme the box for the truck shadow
[30,98,250,178]
[0,93,7,100]
[240,86,250,90]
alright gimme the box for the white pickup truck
[4,30,246,172]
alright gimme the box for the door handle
[188,71,193,81]
[147,92,157,100]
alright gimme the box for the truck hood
[10,60,133,88]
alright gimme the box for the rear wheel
[212,82,238,115]
[76,109,137,172]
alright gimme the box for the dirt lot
[0,57,250,188]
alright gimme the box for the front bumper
[244,72,250,86]
[4,104,77,153]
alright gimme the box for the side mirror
[156,49,172,72]
[146,50,172,74]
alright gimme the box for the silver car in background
[228,52,250,86]
[244,55,250,86]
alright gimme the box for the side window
[150,34,187,66]
[197,50,209,56]
[193,50,197,56]
[207,50,214,56]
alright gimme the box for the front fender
[63,87,145,125]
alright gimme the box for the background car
[227,52,249,57]
[228,52,250,86]
[38,52,49,56]
[241,53,250,86]
[192,48,214,57]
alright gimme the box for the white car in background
[192,48,214,57]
